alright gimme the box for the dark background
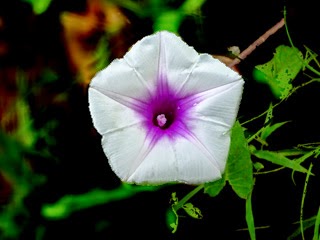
[1,0,320,239]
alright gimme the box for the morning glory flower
[88,31,244,185]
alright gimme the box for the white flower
[88,31,244,185]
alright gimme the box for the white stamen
[157,114,167,127]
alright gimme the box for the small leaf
[166,192,179,233]
[204,177,226,197]
[166,207,178,233]
[253,162,264,171]
[264,103,274,124]
[303,46,318,70]
[288,216,317,240]
[252,150,310,174]
[260,121,289,142]
[170,192,178,204]
[182,203,203,219]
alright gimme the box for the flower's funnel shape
[88,31,244,185]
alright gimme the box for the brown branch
[228,18,285,68]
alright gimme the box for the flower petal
[128,136,222,184]
[123,34,161,93]
[175,54,243,97]
[90,58,151,105]
[88,88,146,136]
[190,80,244,129]
[100,123,150,182]
[187,80,244,172]
[90,31,198,103]
[156,31,199,93]
[152,32,242,97]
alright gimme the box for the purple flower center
[134,72,198,145]
[151,96,177,129]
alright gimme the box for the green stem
[242,77,320,126]
[246,188,256,240]
[173,184,204,212]
[254,166,285,175]
[300,163,314,240]
[284,6,320,77]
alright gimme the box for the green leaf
[167,186,204,233]
[264,103,274,124]
[204,177,226,197]
[226,121,254,199]
[303,46,319,70]
[171,192,178,204]
[288,216,317,240]
[253,162,264,171]
[260,121,289,143]
[166,207,178,233]
[166,192,179,233]
[252,150,309,174]
[253,45,303,99]
[182,203,203,219]
[205,121,254,199]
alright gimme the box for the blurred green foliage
[22,0,52,14]
[42,184,159,220]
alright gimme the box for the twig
[228,18,285,68]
